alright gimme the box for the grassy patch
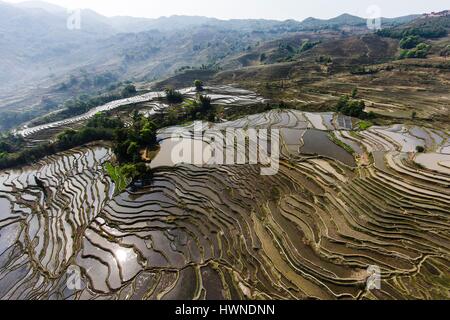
[104,162,132,194]
[328,132,355,155]
[356,120,373,131]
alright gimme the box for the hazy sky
[5,0,449,20]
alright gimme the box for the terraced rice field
[0,91,449,299]
[15,85,266,141]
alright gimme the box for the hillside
[0,3,449,303]
[0,1,445,132]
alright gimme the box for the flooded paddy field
[15,85,266,142]
[1,88,449,299]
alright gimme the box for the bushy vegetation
[104,162,152,193]
[113,111,157,163]
[30,84,138,127]
[165,88,184,103]
[335,95,374,119]
[104,162,131,193]
[0,113,124,170]
[0,134,26,159]
[356,120,374,131]
[121,84,137,97]
[299,40,321,53]
[56,127,116,150]
[194,80,204,91]
[107,111,157,187]
[399,43,431,59]
[377,26,448,39]
[0,129,115,170]
[86,112,124,129]
[0,76,132,132]
[0,110,156,183]
[399,35,421,49]
[161,94,216,126]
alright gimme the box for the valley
[0,1,449,301]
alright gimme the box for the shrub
[399,36,420,49]
[165,88,184,103]
[399,43,431,59]
[299,40,320,53]
[336,95,371,119]
[121,84,137,97]
[194,80,204,91]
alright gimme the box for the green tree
[336,95,350,112]
[140,119,157,147]
[121,84,137,98]
[165,88,184,103]
[126,141,139,160]
[399,36,420,49]
[336,95,368,119]
[198,95,212,112]
[194,80,204,91]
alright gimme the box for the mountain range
[0,0,440,129]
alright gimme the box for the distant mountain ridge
[3,1,422,33]
[0,0,443,128]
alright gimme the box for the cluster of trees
[335,95,374,119]
[155,94,215,129]
[278,42,295,53]
[117,162,153,185]
[44,113,125,156]
[377,26,447,39]
[194,95,214,120]
[1,81,215,175]
[121,84,138,97]
[113,111,157,163]
[55,127,116,151]
[165,88,184,104]
[271,40,322,63]
[194,80,204,91]
[0,134,25,159]
[177,94,215,122]
[399,35,421,49]
[31,84,138,127]
[0,113,124,170]
[399,43,432,59]
[111,111,157,183]
[299,40,321,53]
[416,146,425,153]
[86,112,124,129]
